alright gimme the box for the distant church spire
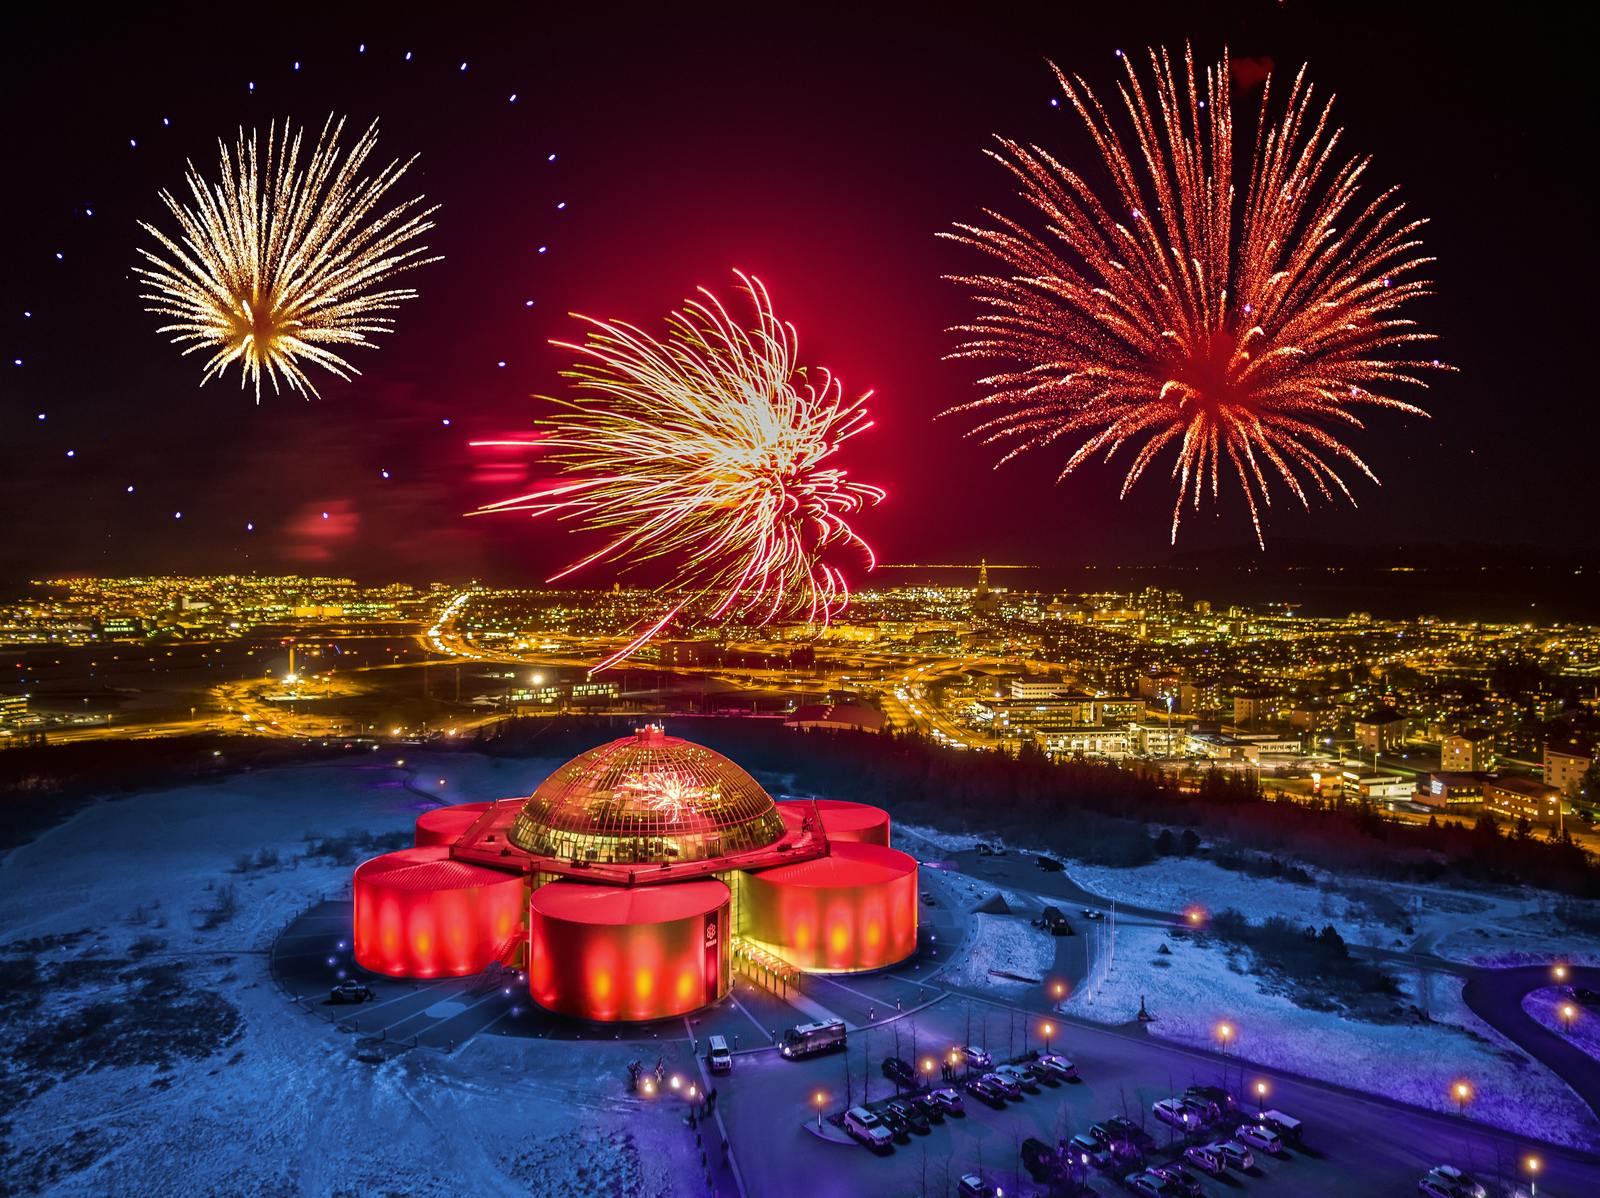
[978,558,988,588]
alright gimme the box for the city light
[1452,1080,1473,1112]
[1254,1080,1268,1112]
[814,1090,825,1129]
[1042,1021,1054,1053]
[1553,964,1568,982]
[1526,1155,1541,1197]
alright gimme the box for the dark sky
[1,3,1592,586]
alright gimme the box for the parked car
[1036,854,1065,872]
[1068,1133,1113,1170]
[884,1099,928,1135]
[1418,1165,1487,1198]
[882,1056,917,1088]
[1034,905,1073,935]
[957,1173,1002,1198]
[964,1076,1007,1107]
[1148,1163,1204,1197]
[1184,1084,1235,1113]
[1020,1137,1057,1181]
[1235,1122,1283,1155]
[1213,1140,1256,1172]
[1176,1096,1214,1125]
[330,980,374,1003]
[982,1071,1022,1099]
[1037,1053,1078,1080]
[1259,1109,1303,1144]
[1103,1116,1147,1146]
[1182,1145,1227,1177]
[929,1087,965,1115]
[1128,1172,1175,1197]
[706,1035,732,1074]
[876,1104,911,1140]
[908,1093,945,1123]
[1153,1098,1203,1131]
[843,1106,893,1150]
[959,1045,992,1068]
[974,842,996,855]
[1570,986,1600,1008]
[1081,907,1105,920]
[993,1063,1040,1092]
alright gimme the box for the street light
[1525,1155,1540,1197]
[814,1090,825,1129]
[1052,980,1065,1011]
[1553,964,1568,983]
[1560,1003,1577,1033]
[1451,1080,1472,1113]
[1043,1022,1054,1054]
[1254,1080,1268,1114]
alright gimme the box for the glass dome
[508,725,786,865]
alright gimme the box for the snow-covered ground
[943,915,1055,991]
[1063,921,1600,1150]
[1523,987,1600,1064]
[0,752,709,1196]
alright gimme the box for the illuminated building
[1424,772,1490,810]
[1355,709,1408,754]
[1483,776,1563,827]
[352,727,917,1019]
[1442,729,1495,773]
[1544,737,1595,798]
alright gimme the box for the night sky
[1,3,1591,586]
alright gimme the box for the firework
[474,272,882,670]
[944,47,1450,544]
[136,116,439,399]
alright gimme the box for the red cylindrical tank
[353,847,524,978]
[414,802,494,847]
[742,842,918,972]
[527,878,730,1022]
[777,798,891,846]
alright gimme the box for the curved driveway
[907,833,1600,1125]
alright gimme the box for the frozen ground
[0,752,709,1197]
[1062,920,1600,1150]
[942,914,1055,991]
[1524,986,1600,1064]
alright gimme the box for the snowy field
[1523,986,1600,1064]
[942,914,1055,991]
[0,752,710,1196]
[1063,921,1600,1150]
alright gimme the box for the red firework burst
[944,46,1451,544]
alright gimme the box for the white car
[1213,1140,1255,1172]
[1037,1053,1078,1080]
[844,1106,892,1150]
[1153,1098,1203,1131]
[959,1045,992,1068]
[1418,1165,1487,1198]
[1235,1122,1283,1154]
[1183,1145,1226,1177]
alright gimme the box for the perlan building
[351,725,918,1020]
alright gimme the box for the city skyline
[3,4,1594,586]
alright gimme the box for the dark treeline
[478,716,1600,898]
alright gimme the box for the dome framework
[507,725,786,866]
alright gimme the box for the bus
[780,1019,847,1059]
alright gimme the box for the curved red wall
[414,802,494,847]
[527,879,730,1022]
[777,799,891,846]
[353,847,525,978]
[742,842,918,972]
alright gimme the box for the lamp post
[814,1090,825,1129]
[1043,1022,1054,1055]
[1052,980,1065,1012]
[1216,1023,1234,1090]
[1254,1080,1268,1115]
[1525,1155,1540,1197]
[1560,1003,1577,1034]
[1451,1080,1472,1114]
[1553,964,1568,984]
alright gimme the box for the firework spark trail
[135,116,439,399]
[944,46,1451,545]
[474,272,882,671]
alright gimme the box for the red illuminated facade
[527,879,730,1021]
[741,842,918,972]
[351,727,917,1019]
[413,802,493,847]
[352,847,525,978]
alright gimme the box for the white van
[707,1035,732,1074]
